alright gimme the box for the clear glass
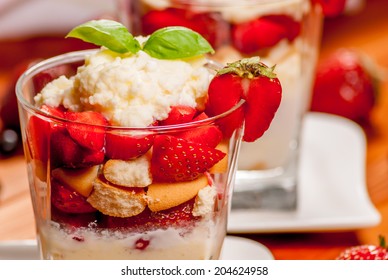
[16,50,244,260]
[118,0,323,211]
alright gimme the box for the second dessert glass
[119,0,323,211]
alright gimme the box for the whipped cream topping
[34,47,211,127]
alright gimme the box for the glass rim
[15,49,244,132]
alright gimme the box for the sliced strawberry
[261,14,301,41]
[141,8,228,48]
[205,73,245,138]
[231,17,287,54]
[27,105,64,161]
[105,198,199,232]
[159,105,196,126]
[51,179,97,214]
[64,111,108,151]
[191,11,230,49]
[176,112,223,148]
[151,135,225,182]
[312,0,346,17]
[105,132,154,160]
[50,129,104,168]
[206,58,282,142]
[141,8,192,35]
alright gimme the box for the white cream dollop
[34,47,211,127]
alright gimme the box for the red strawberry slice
[141,8,192,35]
[151,135,225,182]
[191,11,230,49]
[311,0,346,17]
[141,8,228,48]
[159,105,196,126]
[27,105,64,161]
[261,14,301,41]
[51,179,97,214]
[105,132,154,160]
[231,17,286,54]
[231,14,300,54]
[50,129,104,168]
[176,112,223,148]
[206,58,282,142]
[105,198,199,232]
[64,111,108,151]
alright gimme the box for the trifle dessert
[16,20,281,259]
[130,0,322,193]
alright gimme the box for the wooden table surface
[0,0,388,260]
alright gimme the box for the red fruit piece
[206,58,282,142]
[33,64,77,93]
[312,0,346,17]
[310,49,377,124]
[205,73,245,138]
[51,179,97,214]
[336,236,388,260]
[105,198,199,232]
[27,105,64,162]
[141,8,229,48]
[105,133,154,160]
[141,8,192,35]
[64,111,108,151]
[50,129,104,168]
[191,11,230,49]
[176,112,223,148]
[159,105,196,126]
[243,75,282,142]
[151,135,225,182]
[261,14,301,41]
[134,238,150,250]
[232,17,286,54]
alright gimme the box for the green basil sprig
[66,20,141,54]
[66,19,214,59]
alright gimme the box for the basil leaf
[143,27,215,59]
[66,19,141,54]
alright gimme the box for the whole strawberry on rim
[205,57,282,142]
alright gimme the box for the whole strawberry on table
[310,48,381,126]
[336,236,388,260]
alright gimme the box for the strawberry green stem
[217,57,277,79]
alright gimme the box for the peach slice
[209,140,229,173]
[147,175,209,212]
[51,165,99,197]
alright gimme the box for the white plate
[228,112,381,233]
[0,236,273,260]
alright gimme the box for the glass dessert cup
[121,0,323,210]
[16,50,244,260]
